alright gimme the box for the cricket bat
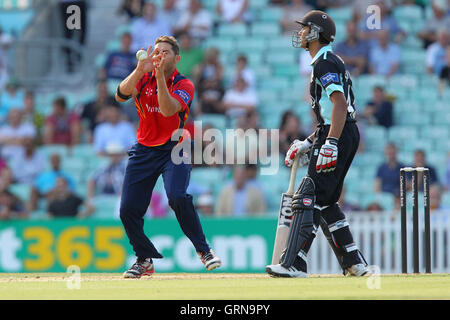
[271,153,302,265]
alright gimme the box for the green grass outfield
[1,273,449,300]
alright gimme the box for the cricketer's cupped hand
[316,138,338,173]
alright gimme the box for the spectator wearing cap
[362,86,393,128]
[174,0,213,44]
[103,31,137,81]
[130,2,172,52]
[335,20,369,77]
[426,29,449,75]
[215,166,266,216]
[0,109,36,160]
[28,153,76,212]
[43,97,81,146]
[93,102,136,156]
[369,29,400,77]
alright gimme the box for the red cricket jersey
[134,68,194,147]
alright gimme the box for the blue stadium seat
[267,36,296,50]
[0,9,34,34]
[420,126,449,140]
[393,5,423,21]
[326,6,352,22]
[432,112,450,126]
[266,51,297,66]
[362,192,395,211]
[248,0,269,9]
[442,192,450,208]
[258,77,290,91]
[203,37,235,52]
[235,37,267,51]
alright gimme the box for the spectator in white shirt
[130,2,172,52]
[174,0,212,43]
[223,77,258,118]
[93,103,136,156]
[216,0,250,23]
[10,137,46,184]
[0,109,36,160]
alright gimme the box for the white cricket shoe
[346,263,370,277]
[197,249,222,271]
[265,264,308,278]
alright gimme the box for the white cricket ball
[136,50,148,61]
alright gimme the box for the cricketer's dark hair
[155,35,180,55]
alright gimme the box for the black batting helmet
[296,10,336,44]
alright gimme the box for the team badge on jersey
[174,90,191,104]
[320,73,339,87]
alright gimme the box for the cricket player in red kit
[115,36,221,278]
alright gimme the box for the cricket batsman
[115,36,221,278]
[266,11,369,278]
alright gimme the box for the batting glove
[316,137,338,173]
[285,138,313,167]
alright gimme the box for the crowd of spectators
[0,0,449,220]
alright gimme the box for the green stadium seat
[326,6,352,22]
[399,138,434,155]
[95,53,107,69]
[395,112,431,126]
[39,145,68,161]
[115,24,131,38]
[107,79,122,95]
[266,51,297,66]
[190,168,224,189]
[258,77,290,91]
[387,75,418,90]
[9,183,30,203]
[253,65,272,78]
[106,39,121,52]
[267,36,296,50]
[202,37,235,52]
[93,195,119,219]
[217,23,248,37]
[442,192,450,208]
[393,5,423,21]
[251,22,281,37]
[258,7,283,22]
[196,114,228,130]
[426,153,446,168]
[432,112,450,126]
[248,0,269,9]
[257,90,279,102]
[235,37,267,51]
[364,126,387,152]
[387,126,418,141]
[0,9,34,34]
[62,157,87,176]
[397,151,414,165]
[421,126,449,140]
[362,192,395,211]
